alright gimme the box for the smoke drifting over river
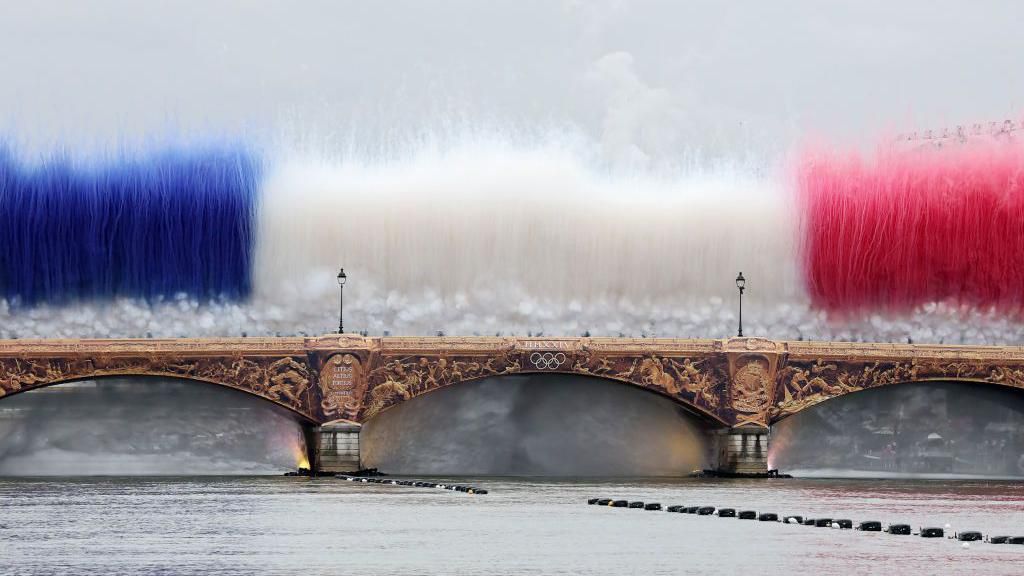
[362,374,708,476]
[0,378,307,475]
[770,382,1024,478]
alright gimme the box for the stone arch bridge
[3,335,1024,473]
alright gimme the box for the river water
[2,476,1022,575]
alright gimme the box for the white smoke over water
[770,381,1024,478]
[362,373,709,476]
[0,378,307,475]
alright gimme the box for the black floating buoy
[685,507,699,514]
[886,524,912,535]
[666,505,683,513]
[716,508,736,518]
[644,503,662,511]
[697,506,716,516]
[475,489,488,495]
[987,535,1009,544]
[920,527,944,538]
[834,519,853,529]
[856,521,882,532]
[1007,536,1024,544]
[588,498,600,505]
[956,531,983,542]
[783,515,803,524]
[628,501,645,509]
[611,500,629,508]
[814,518,833,528]
[738,510,757,520]
[803,518,816,526]
[758,513,779,522]
[596,498,612,506]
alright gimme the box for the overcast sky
[1,0,1022,166]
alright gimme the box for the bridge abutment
[712,426,769,475]
[317,422,361,473]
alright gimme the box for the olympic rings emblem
[530,352,566,370]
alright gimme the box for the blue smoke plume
[0,144,261,306]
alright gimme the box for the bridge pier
[711,426,769,475]
[317,422,361,473]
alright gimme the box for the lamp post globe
[337,268,347,334]
[735,272,745,337]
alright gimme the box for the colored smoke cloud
[798,139,1024,315]
[1,134,1024,345]
[0,145,261,306]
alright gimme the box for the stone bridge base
[711,426,769,475]
[310,423,768,476]
[317,422,361,473]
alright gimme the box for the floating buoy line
[587,498,1021,545]
[339,476,488,494]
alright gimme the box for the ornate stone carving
[358,342,730,423]
[772,354,1024,421]
[729,354,774,427]
[319,353,366,422]
[0,351,318,421]
[361,350,522,419]
[4,336,1024,427]
[725,337,781,353]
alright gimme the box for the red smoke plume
[799,140,1024,316]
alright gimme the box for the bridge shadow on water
[0,377,308,476]
[361,374,711,476]
[770,381,1024,478]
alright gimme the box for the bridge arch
[0,354,322,423]
[361,368,730,427]
[767,377,1024,475]
[359,370,716,476]
[771,357,1024,425]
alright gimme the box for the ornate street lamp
[337,268,347,334]
[735,272,746,337]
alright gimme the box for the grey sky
[1,0,1021,164]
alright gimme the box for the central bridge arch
[359,370,716,476]
[351,343,739,427]
[363,367,729,426]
